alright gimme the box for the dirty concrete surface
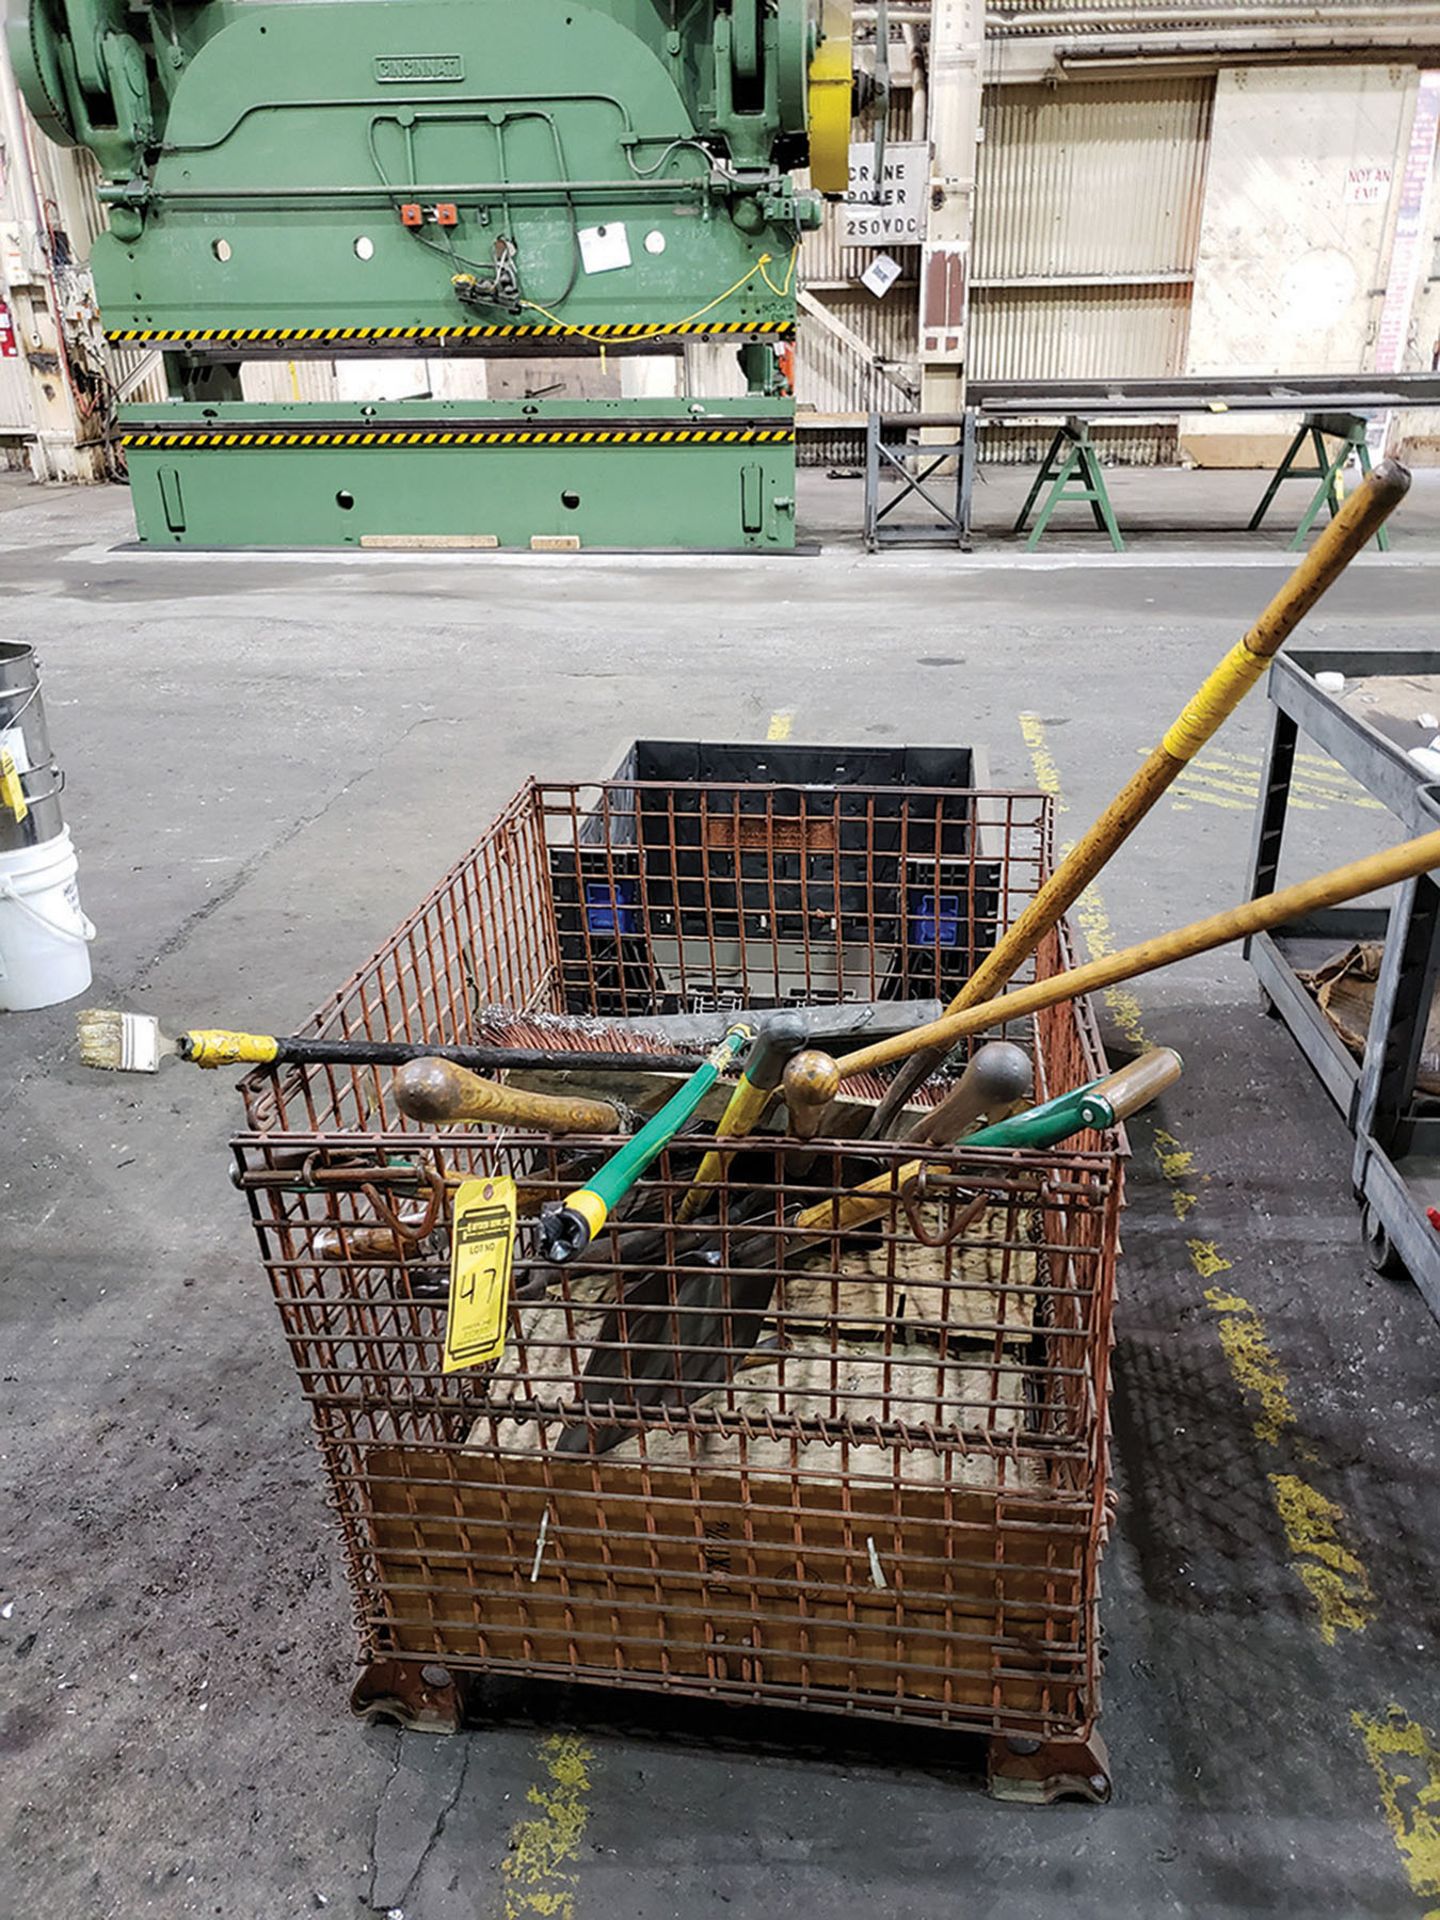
[2,467,1438,1919]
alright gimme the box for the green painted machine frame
[123,396,797,548]
[9,0,848,550]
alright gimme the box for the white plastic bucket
[0,826,95,1011]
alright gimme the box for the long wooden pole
[812,824,1440,1082]
[868,456,1411,1133]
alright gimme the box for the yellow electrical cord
[759,246,799,299]
[482,244,801,341]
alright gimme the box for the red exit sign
[0,301,17,359]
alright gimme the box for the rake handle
[835,824,1440,1080]
[869,457,1411,1128]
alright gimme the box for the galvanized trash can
[0,640,94,1010]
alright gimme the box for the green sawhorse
[1014,416,1124,551]
[1249,411,1389,552]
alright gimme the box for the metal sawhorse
[1249,411,1390,552]
[1013,416,1124,551]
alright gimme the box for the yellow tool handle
[393,1057,620,1134]
[836,823,1440,1079]
[962,458,1409,1016]
[677,1074,774,1223]
[182,1029,281,1068]
[794,1162,925,1237]
[677,1010,808,1222]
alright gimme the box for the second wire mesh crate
[233,762,1124,1800]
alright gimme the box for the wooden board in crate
[474,1338,1037,1486]
[359,1448,1092,1725]
[512,1197,1040,1350]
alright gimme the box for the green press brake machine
[8,0,859,549]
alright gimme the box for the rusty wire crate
[232,766,1124,1799]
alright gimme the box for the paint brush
[75,1008,700,1076]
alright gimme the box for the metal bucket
[0,642,66,852]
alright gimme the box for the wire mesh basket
[232,767,1124,1788]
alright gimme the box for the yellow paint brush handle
[180,1029,281,1068]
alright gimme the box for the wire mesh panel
[234,775,1123,1747]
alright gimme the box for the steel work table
[1247,648,1440,1323]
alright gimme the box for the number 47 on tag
[444,1177,517,1373]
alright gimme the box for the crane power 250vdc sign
[841,143,929,246]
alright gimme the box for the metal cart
[1247,648,1440,1321]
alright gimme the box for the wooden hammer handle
[393,1057,620,1134]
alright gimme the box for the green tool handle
[540,1025,752,1260]
[793,1048,1181,1236]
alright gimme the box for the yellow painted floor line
[1018,711,1375,1647]
[1138,743,1381,811]
[1022,707,1438,1895]
[500,1733,596,1920]
[766,709,794,741]
[1269,1473,1377,1645]
[1353,1708,1440,1919]
[1201,1282,1297,1446]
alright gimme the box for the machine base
[121,397,798,552]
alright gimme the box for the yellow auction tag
[443,1176,516,1373]
[0,749,27,824]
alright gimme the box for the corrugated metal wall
[795,70,1215,465]
[970,76,1215,461]
[794,66,920,461]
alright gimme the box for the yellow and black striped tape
[123,425,796,451]
[107,320,794,346]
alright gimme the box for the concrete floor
[3,467,1439,1920]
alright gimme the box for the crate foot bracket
[987,1729,1112,1805]
[1013,418,1123,552]
[1248,411,1390,553]
[351,1658,467,1733]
